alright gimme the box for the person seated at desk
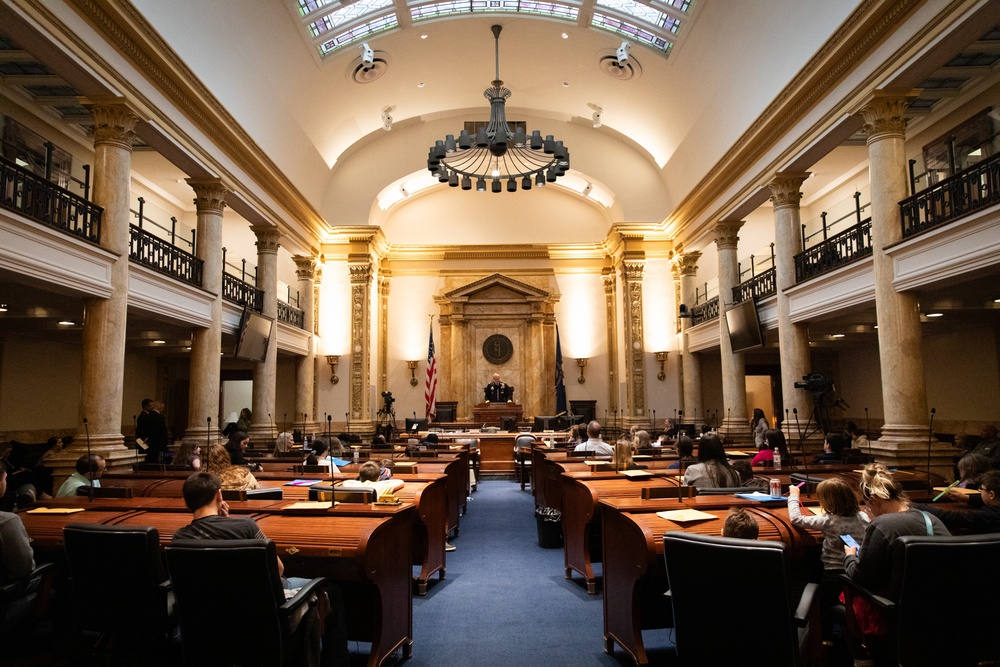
[225,431,261,472]
[614,438,646,471]
[304,440,340,473]
[721,507,759,539]
[341,461,404,497]
[667,435,698,470]
[632,430,652,452]
[682,434,740,488]
[483,373,512,403]
[172,439,201,470]
[751,429,790,467]
[55,454,105,498]
[172,472,349,667]
[205,445,259,492]
[968,424,1000,469]
[0,462,39,635]
[955,452,991,489]
[573,421,613,457]
[272,432,293,457]
[917,469,1000,534]
[813,432,847,464]
[845,421,869,450]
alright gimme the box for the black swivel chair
[0,562,55,648]
[663,531,820,666]
[166,538,328,666]
[840,533,1000,666]
[62,524,174,653]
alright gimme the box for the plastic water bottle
[773,448,782,471]
[303,434,309,449]
[353,448,359,464]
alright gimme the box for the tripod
[794,391,842,452]
[377,405,397,442]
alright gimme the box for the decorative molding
[620,259,647,418]
[673,251,702,277]
[714,220,745,250]
[293,255,316,280]
[275,320,310,356]
[187,177,229,215]
[83,99,139,150]
[786,257,875,322]
[127,263,212,327]
[377,271,390,395]
[766,172,810,210]
[349,261,372,420]
[602,268,618,413]
[252,225,281,254]
[349,262,372,283]
[861,93,910,142]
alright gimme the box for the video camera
[793,373,835,394]
[381,391,395,409]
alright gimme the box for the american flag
[424,323,437,419]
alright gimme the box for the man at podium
[484,373,513,402]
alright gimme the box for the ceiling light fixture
[926,312,943,317]
[426,25,569,193]
[58,320,75,326]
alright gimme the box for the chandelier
[426,25,570,193]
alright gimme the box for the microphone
[83,417,94,502]
[283,412,287,436]
[346,412,350,435]
[206,416,211,454]
[927,407,936,486]
[651,409,656,431]
[269,413,274,442]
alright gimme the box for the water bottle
[303,434,309,449]
[773,448,782,471]
[353,448,359,464]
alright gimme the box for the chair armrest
[0,562,55,602]
[794,582,819,627]
[838,573,896,612]
[280,577,328,615]
[158,579,172,593]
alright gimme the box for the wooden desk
[471,402,523,427]
[19,505,414,667]
[599,500,820,666]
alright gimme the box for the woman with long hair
[751,429,790,467]
[204,444,259,491]
[614,437,646,471]
[172,439,201,470]
[682,433,740,488]
[751,408,768,449]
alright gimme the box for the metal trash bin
[535,507,563,548]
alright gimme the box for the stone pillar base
[873,424,957,482]
[719,418,753,444]
[249,425,279,446]
[183,427,224,447]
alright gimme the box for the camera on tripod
[381,391,395,411]
[794,373,835,393]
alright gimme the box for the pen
[796,481,806,488]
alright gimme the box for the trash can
[535,507,563,548]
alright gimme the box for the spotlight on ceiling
[615,41,631,68]
[588,103,603,128]
[381,106,394,131]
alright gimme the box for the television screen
[533,416,566,432]
[234,309,274,362]
[726,298,764,353]
[405,418,428,433]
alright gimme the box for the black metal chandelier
[426,25,570,193]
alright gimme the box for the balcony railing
[794,218,873,283]
[0,156,102,243]
[900,150,1000,238]
[733,267,776,303]
[277,300,305,329]
[129,225,203,287]
[691,296,719,326]
[223,272,263,312]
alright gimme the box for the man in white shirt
[573,421,614,457]
[55,454,105,497]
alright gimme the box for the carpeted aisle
[391,479,674,666]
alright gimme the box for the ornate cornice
[187,177,228,215]
[766,172,810,210]
[861,93,911,143]
[674,251,702,277]
[252,225,281,254]
[714,221,745,251]
[83,99,138,150]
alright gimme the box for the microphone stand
[865,407,872,463]
[83,418,93,503]
[346,412,351,439]
[927,408,936,488]
[269,413,275,445]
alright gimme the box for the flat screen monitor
[405,417,428,433]
[725,298,764,353]
[533,416,566,432]
[234,309,274,362]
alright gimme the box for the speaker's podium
[472,402,523,428]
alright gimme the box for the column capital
[714,220,745,250]
[673,251,702,277]
[860,91,915,143]
[293,255,316,280]
[349,262,372,283]
[602,270,616,294]
[378,272,391,294]
[83,98,140,151]
[766,172,810,210]
[252,225,281,254]
[187,177,229,215]
[620,260,644,282]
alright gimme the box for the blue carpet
[390,480,675,666]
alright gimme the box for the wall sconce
[654,351,669,381]
[576,358,588,384]
[325,354,340,384]
[406,360,419,386]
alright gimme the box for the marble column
[294,255,316,433]
[862,93,950,475]
[76,99,140,470]
[766,173,818,442]
[602,269,621,431]
[620,259,650,431]
[185,178,227,442]
[716,221,752,442]
[250,225,280,443]
[675,252,703,428]
[348,261,373,431]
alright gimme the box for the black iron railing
[132,196,194,252]
[129,225,203,286]
[900,150,1000,238]
[691,296,719,326]
[277,300,305,329]
[794,218,872,283]
[223,273,263,312]
[0,156,101,243]
[733,267,776,303]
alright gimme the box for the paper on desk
[657,509,717,522]
[585,460,611,466]
[620,469,653,478]
[283,501,333,510]
[27,507,85,514]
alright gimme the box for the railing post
[908,159,916,197]
[241,259,247,282]
[222,247,227,276]
[137,196,145,229]
[769,242,775,267]
[821,212,828,241]
[801,223,806,249]
[82,164,91,201]
[44,142,54,182]
[190,228,196,253]
[749,254,755,278]
[854,191,862,225]
[169,216,177,246]
[947,137,957,177]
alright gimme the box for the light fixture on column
[406,360,419,386]
[655,351,669,381]
[325,354,340,384]
[426,25,570,193]
[576,358,588,384]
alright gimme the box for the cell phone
[840,534,859,549]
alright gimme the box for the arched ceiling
[128,0,861,238]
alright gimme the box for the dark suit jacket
[484,382,511,402]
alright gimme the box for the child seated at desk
[721,508,758,539]
[341,461,404,497]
